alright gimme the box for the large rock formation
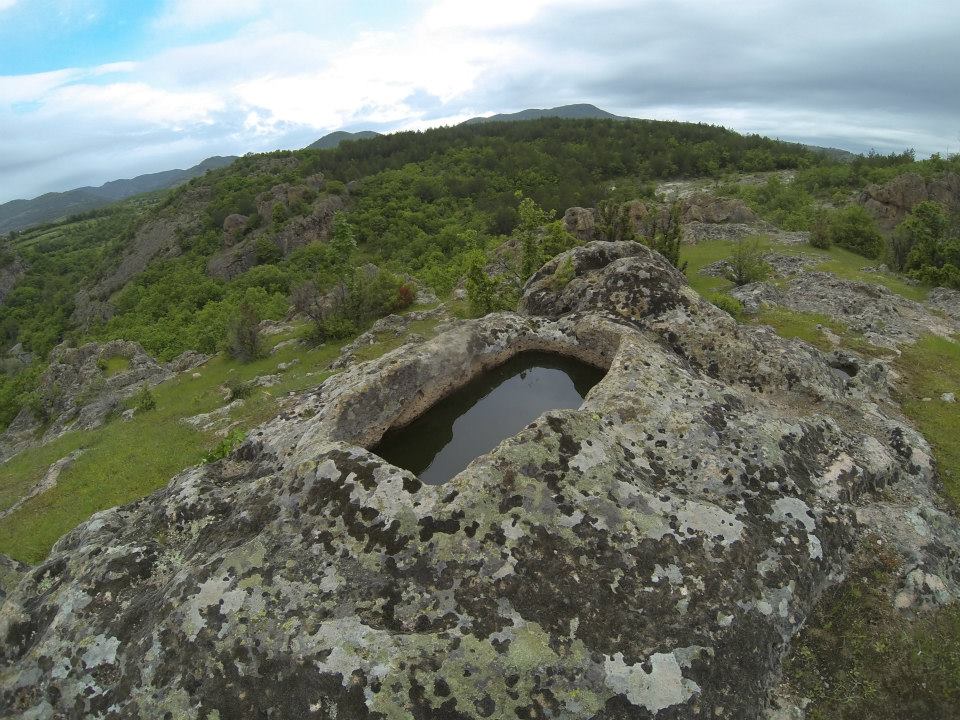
[859,171,960,230]
[0,341,208,462]
[2,242,957,719]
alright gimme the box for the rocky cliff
[1,242,957,719]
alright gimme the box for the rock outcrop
[0,341,209,462]
[859,171,960,230]
[730,272,960,347]
[2,242,958,719]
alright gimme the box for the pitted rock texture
[2,242,959,719]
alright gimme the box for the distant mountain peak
[463,103,627,125]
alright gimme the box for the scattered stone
[0,449,84,522]
[942,392,956,403]
[180,400,245,434]
[120,409,136,422]
[277,359,300,372]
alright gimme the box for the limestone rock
[0,554,27,604]
[2,242,958,718]
[733,271,960,348]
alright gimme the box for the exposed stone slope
[859,171,960,230]
[2,243,958,719]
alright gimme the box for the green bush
[724,238,771,286]
[226,302,263,363]
[132,385,157,413]
[225,377,255,401]
[809,213,832,249]
[202,428,247,463]
[827,205,883,258]
[708,292,744,318]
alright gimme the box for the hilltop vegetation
[0,117,957,437]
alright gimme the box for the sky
[0,0,958,203]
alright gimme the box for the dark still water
[372,351,604,485]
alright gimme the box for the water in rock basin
[373,351,604,485]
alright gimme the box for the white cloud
[155,0,264,29]
[0,0,17,11]
[1,0,958,201]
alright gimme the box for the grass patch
[784,549,960,719]
[101,355,131,376]
[753,307,843,351]
[0,313,439,563]
[895,334,960,505]
[0,327,342,563]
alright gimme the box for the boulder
[562,206,597,242]
[2,242,958,718]
[0,341,174,461]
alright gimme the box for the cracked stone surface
[2,241,958,719]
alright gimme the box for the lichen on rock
[1,241,957,719]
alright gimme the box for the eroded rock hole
[372,351,605,485]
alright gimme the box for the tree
[328,211,357,279]
[226,302,263,362]
[649,202,687,272]
[596,200,637,243]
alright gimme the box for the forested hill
[0,116,939,429]
[0,155,237,235]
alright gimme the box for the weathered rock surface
[729,271,960,348]
[0,257,25,306]
[563,207,597,242]
[927,286,960,323]
[2,242,958,719]
[859,171,960,230]
[700,253,818,280]
[0,555,26,604]
[94,185,211,298]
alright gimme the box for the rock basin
[372,351,605,485]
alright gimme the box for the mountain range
[0,156,237,235]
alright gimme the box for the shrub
[828,206,883,258]
[254,237,282,265]
[132,384,157,412]
[226,302,263,362]
[708,292,744,318]
[547,256,576,289]
[225,377,255,401]
[809,213,832,249]
[396,284,415,308]
[326,180,347,195]
[202,428,247,463]
[724,238,771,286]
